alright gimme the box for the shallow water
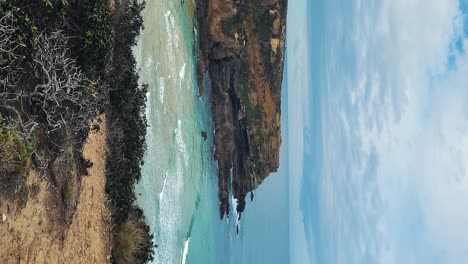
[134,0,223,262]
[134,0,290,263]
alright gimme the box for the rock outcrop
[195,0,287,218]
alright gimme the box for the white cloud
[293,0,468,263]
[350,0,468,262]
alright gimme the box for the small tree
[27,30,103,144]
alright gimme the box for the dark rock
[195,0,287,219]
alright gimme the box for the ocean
[133,0,289,263]
[133,0,222,262]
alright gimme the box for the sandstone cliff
[195,0,287,219]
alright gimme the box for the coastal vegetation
[0,0,154,262]
[106,1,156,262]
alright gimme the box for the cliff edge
[195,0,287,219]
[0,117,111,263]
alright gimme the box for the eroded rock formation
[195,0,287,219]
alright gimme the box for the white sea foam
[180,63,186,78]
[181,237,191,264]
[157,152,185,263]
[159,77,165,103]
[145,91,151,126]
[179,63,187,89]
[169,14,180,52]
[164,11,175,71]
[154,116,188,263]
[229,166,238,217]
[159,169,169,201]
[231,196,238,216]
[231,191,240,236]
[175,119,189,165]
[144,56,153,73]
[169,12,175,29]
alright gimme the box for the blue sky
[289,0,468,263]
[234,73,290,263]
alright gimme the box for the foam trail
[175,119,189,165]
[229,166,238,217]
[157,152,184,263]
[179,63,187,89]
[164,11,175,70]
[170,12,176,29]
[159,169,169,200]
[169,14,180,52]
[181,237,191,264]
[144,56,153,72]
[159,77,165,104]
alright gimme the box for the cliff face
[195,0,287,219]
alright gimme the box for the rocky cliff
[195,0,287,219]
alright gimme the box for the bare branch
[27,31,103,142]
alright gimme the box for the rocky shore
[195,0,287,219]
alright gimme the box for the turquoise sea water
[134,0,226,263]
[133,0,239,263]
[134,0,290,263]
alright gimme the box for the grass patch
[0,118,29,175]
[113,208,155,264]
[221,14,243,35]
[114,219,143,262]
[30,183,40,197]
[63,183,72,200]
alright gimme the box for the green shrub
[105,1,155,263]
[67,0,114,78]
[0,119,29,175]
[113,208,154,264]
[114,219,143,262]
[41,0,69,20]
[0,2,39,63]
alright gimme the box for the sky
[287,0,313,263]
[289,0,468,263]
[235,71,290,264]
